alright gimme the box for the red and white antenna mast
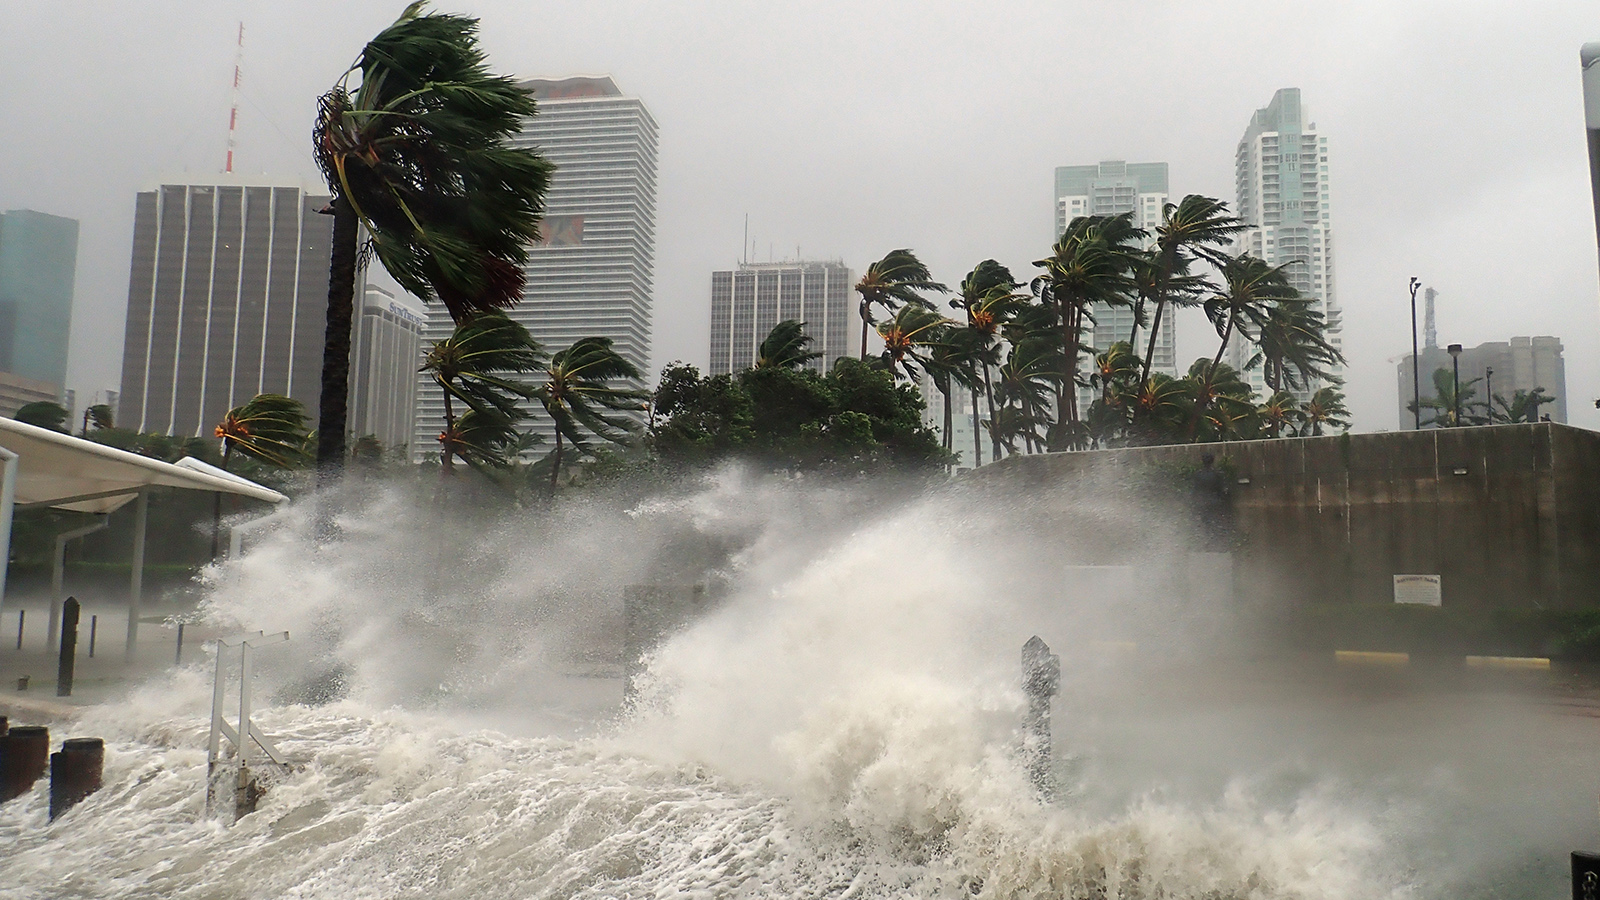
[225,22,243,173]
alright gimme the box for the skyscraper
[413,75,658,453]
[0,209,78,403]
[116,179,332,436]
[1229,89,1342,397]
[1054,161,1174,414]
[709,260,854,374]
[349,283,424,452]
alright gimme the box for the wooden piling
[56,597,79,697]
[0,725,49,803]
[49,737,104,820]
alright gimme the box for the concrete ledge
[1335,650,1411,667]
[1465,655,1551,671]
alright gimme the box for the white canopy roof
[0,418,287,513]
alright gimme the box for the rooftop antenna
[1424,287,1438,350]
[742,214,748,266]
[225,22,244,173]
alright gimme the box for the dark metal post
[1409,277,1422,430]
[1021,635,1061,798]
[49,737,103,820]
[56,596,78,697]
[88,614,96,658]
[15,608,22,650]
[1582,44,1600,274]
[0,724,48,803]
[176,623,185,665]
[1485,367,1494,422]
[1448,343,1463,426]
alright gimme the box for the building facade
[350,283,424,452]
[116,179,332,436]
[709,260,854,374]
[1229,88,1343,399]
[1397,336,1567,426]
[414,75,658,454]
[0,209,78,396]
[1054,161,1174,414]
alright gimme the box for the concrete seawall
[970,423,1600,610]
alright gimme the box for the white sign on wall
[1394,574,1442,606]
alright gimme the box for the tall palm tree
[1490,387,1558,424]
[312,2,553,476]
[79,403,113,437]
[420,310,546,473]
[1249,295,1342,393]
[1257,390,1303,439]
[1137,195,1245,382]
[993,338,1061,454]
[1032,214,1143,446]
[756,320,823,370]
[1410,368,1487,427]
[534,337,649,487]
[855,249,947,360]
[875,304,952,381]
[953,260,1022,465]
[1193,254,1294,435]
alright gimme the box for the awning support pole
[48,517,109,649]
[125,489,148,662]
[0,448,18,620]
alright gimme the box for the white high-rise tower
[412,76,658,454]
[1229,88,1342,397]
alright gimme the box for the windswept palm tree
[421,310,545,473]
[1301,386,1351,436]
[994,338,1061,454]
[855,249,947,360]
[755,320,823,370]
[1138,195,1245,381]
[213,393,309,558]
[1257,390,1303,439]
[1032,213,1143,445]
[79,403,113,437]
[875,304,952,381]
[1193,254,1294,435]
[1409,368,1487,427]
[534,337,649,487]
[1490,387,1559,424]
[312,2,552,475]
[1249,295,1343,393]
[953,260,1023,464]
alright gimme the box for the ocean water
[0,470,1588,898]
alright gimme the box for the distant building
[1053,161,1175,386]
[920,374,985,469]
[709,261,854,375]
[350,283,424,452]
[0,209,78,397]
[415,75,658,456]
[116,178,332,436]
[0,372,61,417]
[1397,336,1567,426]
[1228,88,1342,399]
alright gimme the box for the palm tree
[14,401,67,431]
[312,2,553,476]
[534,337,649,488]
[1257,390,1303,438]
[993,338,1061,454]
[1490,387,1559,424]
[1193,254,1293,435]
[420,310,546,473]
[875,304,952,381]
[437,408,525,472]
[213,393,309,558]
[756,320,823,370]
[79,403,113,437]
[1301,386,1351,436]
[953,261,1023,465]
[1410,368,1487,427]
[1249,295,1342,393]
[1032,213,1143,446]
[1138,196,1245,382]
[855,250,947,360]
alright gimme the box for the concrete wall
[972,423,1600,610]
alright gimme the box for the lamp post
[1485,366,1494,423]
[1448,343,1463,426]
[1409,277,1422,430]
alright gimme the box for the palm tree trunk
[970,383,983,467]
[440,390,456,475]
[549,428,563,489]
[859,307,870,361]
[1140,298,1167,382]
[940,379,953,470]
[982,364,1000,462]
[316,195,359,483]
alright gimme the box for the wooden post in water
[56,597,79,697]
[49,737,104,820]
[1021,635,1060,799]
[0,725,48,802]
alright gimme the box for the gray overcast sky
[2,0,1597,431]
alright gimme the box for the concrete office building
[710,260,854,375]
[350,283,424,452]
[0,209,78,405]
[1228,88,1343,399]
[1397,336,1567,427]
[116,178,332,436]
[1054,161,1174,377]
[414,75,658,455]
[920,373,986,469]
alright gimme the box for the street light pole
[1485,366,1494,423]
[1409,277,1422,430]
[1448,343,1463,427]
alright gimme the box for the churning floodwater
[2,468,1597,898]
